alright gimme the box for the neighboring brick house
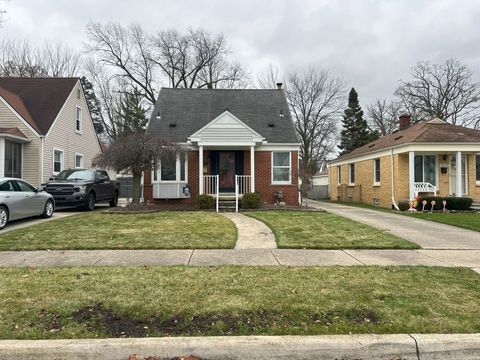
[0,77,102,186]
[144,87,300,209]
[328,115,480,209]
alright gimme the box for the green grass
[0,212,237,250]
[321,200,480,232]
[402,212,480,232]
[245,211,419,249]
[0,266,478,339]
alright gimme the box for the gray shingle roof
[146,88,299,143]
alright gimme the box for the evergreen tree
[338,88,379,155]
[80,76,104,134]
[117,88,149,135]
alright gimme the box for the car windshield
[55,169,94,181]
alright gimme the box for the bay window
[272,152,291,184]
[153,153,188,182]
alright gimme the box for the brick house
[0,77,102,186]
[144,87,300,210]
[328,115,480,209]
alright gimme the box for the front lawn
[0,212,236,250]
[246,211,419,249]
[0,266,478,339]
[403,212,480,232]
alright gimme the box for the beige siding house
[0,77,102,186]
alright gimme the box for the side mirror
[35,187,43,193]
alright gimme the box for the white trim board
[0,96,41,138]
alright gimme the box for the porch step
[471,202,480,211]
[218,197,237,212]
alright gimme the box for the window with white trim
[75,154,84,168]
[75,106,82,133]
[272,152,291,184]
[4,140,22,178]
[374,158,381,184]
[153,153,188,182]
[349,163,355,185]
[53,149,64,175]
[414,155,436,185]
[337,165,341,184]
[476,155,480,182]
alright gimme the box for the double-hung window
[373,158,381,185]
[337,165,341,184]
[75,106,82,133]
[75,154,84,168]
[272,152,291,184]
[349,163,355,185]
[53,149,64,175]
[476,155,480,184]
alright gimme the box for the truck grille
[45,185,75,196]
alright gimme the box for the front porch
[406,151,475,200]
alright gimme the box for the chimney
[399,114,411,131]
[276,82,283,90]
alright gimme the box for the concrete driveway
[309,200,480,249]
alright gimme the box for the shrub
[194,194,215,209]
[240,192,262,209]
[397,200,411,211]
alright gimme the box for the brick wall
[144,149,300,205]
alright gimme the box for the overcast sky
[2,0,480,106]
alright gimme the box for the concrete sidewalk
[310,200,480,249]
[221,212,277,249]
[1,334,479,359]
[1,248,480,269]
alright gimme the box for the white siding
[43,81,101,182]
[0,99,41,185]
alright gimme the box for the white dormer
[188,110,265,146]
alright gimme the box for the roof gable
[189,110,264,146]
[0,77,78,135]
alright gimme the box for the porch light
[156,111,161,119]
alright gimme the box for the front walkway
[1,249,479,272]
[221,212,277,249]
[309,200,480,250]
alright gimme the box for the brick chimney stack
[399,114,411,131]
[276,82,283,90]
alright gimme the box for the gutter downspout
[390,149,400,211]
[40,135,45,185]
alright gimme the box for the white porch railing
[235,175,251,212]
[414,182,437,196]
[203,175,219,212]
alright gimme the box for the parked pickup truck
[44,169,120,210]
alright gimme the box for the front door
[218,152,236,192]
[450,155,468,195]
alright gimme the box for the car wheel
[109,191,119,207]
[0,206,8,230]
[85,192,96,211]
[41,200,54,218]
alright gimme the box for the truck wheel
[0,206,8,230]
[41,200,54,218]
[85,192,96,211]
[109,191,119,207]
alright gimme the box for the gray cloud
[2,0,480,107]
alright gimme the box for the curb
[0,334,479,360]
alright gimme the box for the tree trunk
[132,171,142,205]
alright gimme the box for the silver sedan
[0,178,55,230]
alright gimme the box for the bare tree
[286,67,345,180]
[394,59,480,128]
[366,99,403,135]
[0,39,81,77]
[93,133,177,204]
[256,64,284,89]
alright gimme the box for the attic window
[394,136,403,141]
[169,123,176,128]
[268,123,275,127]
[77,89,81,99]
